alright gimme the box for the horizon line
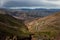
[1,7,60,9]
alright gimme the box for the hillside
[26,12,60,40]
[0,13,30,40]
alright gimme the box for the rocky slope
[26,12,60,40]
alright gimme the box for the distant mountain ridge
[7,8,60,22]
[0,8,60,21]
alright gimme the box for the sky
[0,0,60,9]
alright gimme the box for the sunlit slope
[27,12,60,40]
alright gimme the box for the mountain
[0,11,30,40]
[8,8,60,19]
[0,8,60,40]
[26,12,60,40]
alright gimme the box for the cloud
[0,0,9,7]
[0,0,60,8]
[42,0,60,6]
[3,1,47,7]
[47,0,59,1]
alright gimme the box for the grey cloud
[3,0,58,7]
[0,0,60,8]
[47,0,59,1]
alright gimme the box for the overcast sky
[0,0,60,9]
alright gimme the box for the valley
[0,8,60,40]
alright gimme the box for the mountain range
[7,8,60,23]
